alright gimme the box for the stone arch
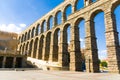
[113,3,120,45]
[90,9,106,72]
[19,45,22,54]
[44,32,52,61]
[52,28,60,62]
[92,0,97,3]
[25,32,27,41]
[75,17,85,26]
[25,42,29,56]
[62,23,71,43]
[62,23,71,67]
[22,43,25,55]
[74,17,86,71]
[48,15,53,30]
[38,35,44,59]
[41,20,47,33]
[111,0,120,12]
[63,4,72,21]
[21,34,24,43]
[90,9,104,20]
[18,36,21,44]
[31,27,35,38]
[33,37,39,58]
[29,39,33,57]
[28,30,31,40]
[75,0,84,11]
[55,10,62,25]
[36,24,41,35]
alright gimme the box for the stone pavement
[0,70,120,80]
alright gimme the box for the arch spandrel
[89,9,104,21]
[63,4,72,21]
[55,10,62,26]
[47,15,54,30]
[111,0,120,12]
[74,17,85,26]
[62,23,71,31]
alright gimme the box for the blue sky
[0,0,120,60]
[0,0,63,32]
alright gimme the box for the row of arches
[19,0,98,43]
[18,0,120,72]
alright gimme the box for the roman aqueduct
[18,0,120,73]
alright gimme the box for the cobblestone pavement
[0,70,120,80]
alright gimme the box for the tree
[100,61,108,67]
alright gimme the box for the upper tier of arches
[18,0,119,45]
[18,0,100,43]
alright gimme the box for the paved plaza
[0,70,120,80]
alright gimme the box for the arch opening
[48,16,53,29]
[28,30,31,40]
[114,5,120,45]
[25,32,27,41]
[22,44,25,55]
[38,35,44,59]
[53,28,60,62]
[44,32,51,61]
[36,24,41,35]
[33,38,38,58]
[56,11,62,25]
[92,0,97,3]
[20,45,22,54]
[21,34,24,43]
[41,20,47,33]
[62,24,71,68]
[29,40,33,57]
[75,19,86,71]
[31,28,35,38]
[25,42,29,56]
[64,4,72,21]
[92,11,107,72]
[75,0,84,11]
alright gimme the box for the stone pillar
[62,11,65,23]
[42,37,46,60]
[69,23,83,71]
[72,1,76,12]
[49,32,59,62]
[34,28,36,37]
[27,44,30,57]
[49,33,54,61]
[53,16,57,27]
[105,11,120,73]
[46,20,50,30]
[2,56,6,68]
[13,57,16,68]
[36,40,40,59]
[35,27,38,36]
[29,31,31,39]
[31,42,35,58]
[58,30,69,68]
[85,20,99,72]
[84,0,92,6]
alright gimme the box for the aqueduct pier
[18,0,120,73]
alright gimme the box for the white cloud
[19,24,26,28]
[80,38,84,42]
[0,24,26,34]
[98,50,107,60]
[99,50,107,54]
